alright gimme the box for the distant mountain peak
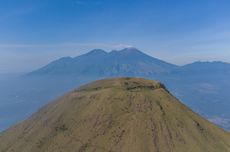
[85,49,107,55]
[121,47,140,51]
[119,47,142,53]
[109,47,144,56]
[109,47,138,51]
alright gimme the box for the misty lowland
[1,1,230,152]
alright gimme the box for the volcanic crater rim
[77,77,167,92]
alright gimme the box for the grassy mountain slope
[0,78,230,152]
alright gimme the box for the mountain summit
[1,78,230,152]
[30,48,177,76]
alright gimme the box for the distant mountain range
[30,47,230,77]
[172,61,230,74]
[0,48,230,132]
[30,48,177,76]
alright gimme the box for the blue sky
[0,0,230,73]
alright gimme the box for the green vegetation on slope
[0,78,230,152]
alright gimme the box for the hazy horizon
[1,47,230,75]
